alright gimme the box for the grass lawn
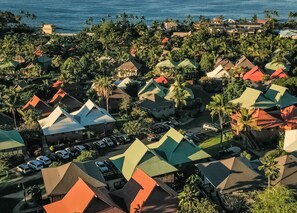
[199,135,238,158]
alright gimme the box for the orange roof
[130,169,157,212]
[243,66,264,82]
[257,19,267,24]
[49,89,67,103]
[252,109,284,129]
[34,49,43,56]
[154,76,169,84]
[23,95,41,109]
[270,68,288,79]
[281,105,297,130]
[22,95,53,116]
[162,37,169,44]
[52,80,63,88]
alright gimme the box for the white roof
[207,65,230,78]
[279,29,297,38]
[71,99,115,126]
[38,106,85,136]
[117,77,133,89]
[284,129,297,152]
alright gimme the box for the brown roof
[214,58,234,70]
[197,157,263,193]
[110,87,130,100]
[111,168,178,213]
[44,178,124,213]
[235,55,255,70]
[251,109,284,129]
[272,155,297,188]
[42,162,105,197]
[49,89,83,110]
[117,57,142,72]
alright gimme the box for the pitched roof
[43,178,123,213]
[235,55,255,70]
[270,68,288,79]
[156,60,176,68]
[0,113,14,126]
[116,77,134,89]
[154,76,169,84]
[284,130,297,152]
[272,155,297,188]
[265,61,290,73]
[281,105,297,130]
[148,128,210,166]
[265,84,297,108]
[38,106,85,135]
[109,87,130,99]
[71,99,115,126]
[207,65,230,78]
[49,89,83,109]
[138,79,169,99]
[117,58,142,71]
[22,95,53,116]
[111,168,178,213]
[243,66,264,82]
[177,59,197,69]
[0,130,24,151]
[230,87,275,109]
[42,162,105,197]
[109,139,177,180]
[197,157,263,193]
[138,94,174,110]
[251,109,284,129]
[214,58,234,70]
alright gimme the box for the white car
[184,134,194,143]
[203,122,220,132]
[55,150,70,160]
[16,164,33,175]
[102,137,114,147]
[36,156,52,166]
[95,161,109,173]
[27,160,44,171]
[74,145,86,152]
[93,140,106,148]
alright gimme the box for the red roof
[252,109,284,129]
[43,178,124,213]
[23,95,41,109]
[22,95,53,116]
[52,80,63,88]
[281,105,297,130]
[162,37,169,44]
[257,19,267,24]
[154,76,169,84]
[49,89,67,103]
[270,68,288,79]
[34,49,43,57]
[243,66,264,82]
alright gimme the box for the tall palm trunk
[106,96,109,113]
[12,110,17,128]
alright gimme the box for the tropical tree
[231,108,261,148]
[172,75,190,113]
[119,96,132,115]
[258,155,280,188]
[74,150,97,162]
[206,94,233,145]
[0,155,10,177]
[92,76,113,112]
[251,185,297,213]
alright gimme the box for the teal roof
[156,60,177,68]
[138,79,169,99]
[265,84,297,108]
[0,130,24,151]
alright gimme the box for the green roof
[177,59,197,69]
[109,139,177,180]
[265,84,297,108]
[230,87,275,109]
[0,130,24,151]
[265,61,290,72]
[0,61,19,70]
[156,60,177,68]
[138,79,169,99]
[148,128,210,166]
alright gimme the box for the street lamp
[18,183,27,206]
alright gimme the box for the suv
[95,161,109,173]
[55,150,70,160]
[16,164,33,175]
[27,160,44,171]
[74,145,86,152]
[36,156,52,166]
[202,122,220,132]
[93,140,106,149]
[102,137,114,147]
[65,147,80,157]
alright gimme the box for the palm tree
[93,76,113,112]
[206,94,233,145]
[258,155,280,188]
[232,108,261,148]
[172,75,189,114]
[1,87,21,127]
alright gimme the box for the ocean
[1,0,297,32]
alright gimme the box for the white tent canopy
[284,129,297,152]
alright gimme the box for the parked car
[27,160,44,171]
[95,161,109,173]
[93,140,106,149]
[16,164,33,175]
[184,134,194,143]
[55,150,70,160]
[147,134,160,142]
[225,146,241,157]
[65,147,80,157]
[121,134,131,143]
[84,143,95,150]
[36,156,52,166]
[74,145,86,152]
[202,122,220,132]
[46,153,57,161]
[102,137,114,147]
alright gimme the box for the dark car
[46,153,57,161]
[65,147,80,157]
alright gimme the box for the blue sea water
[1,0,297,32]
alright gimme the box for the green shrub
[50,161,63,167]
[74,150,97,162]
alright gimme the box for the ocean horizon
[1,0,297,32]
